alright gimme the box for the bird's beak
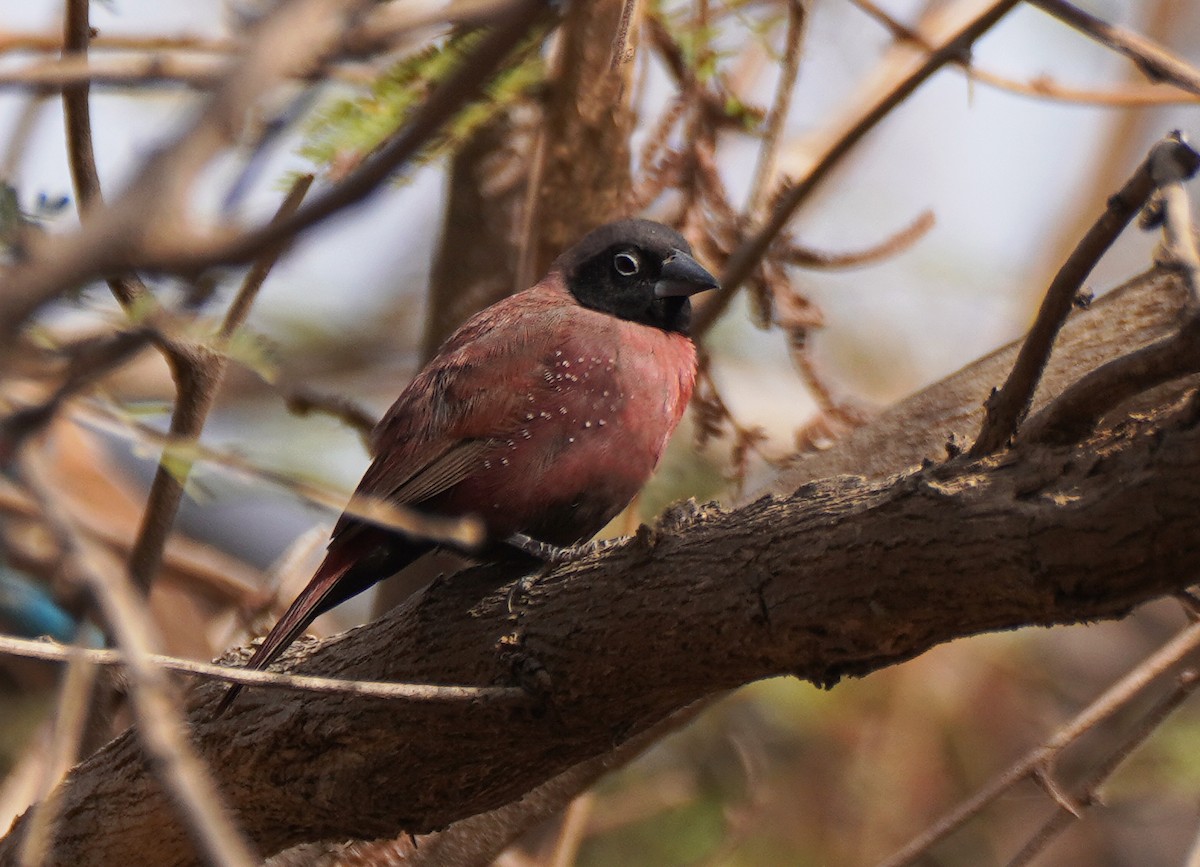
[654,250,721,298]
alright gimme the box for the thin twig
[968,68,1200,107]
[61,0,148,309]
[71,399,485,549]
[968,132,1199,456]
[1023,136,1200,445]
[846,0,1199,106]
[15,649,97,867]
[19,457,259,867]
[783,210,934,269]
[126,175,313,596]
[1028,0,1200,97]
[1004,669,1200,867]
[1,53,231,91]
[0,632,526,703]
[876,619,1200,867]
[283,385,378,448]
[745,0,805,217]
[692,0,1022,335]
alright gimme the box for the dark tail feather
[213,554,354,716]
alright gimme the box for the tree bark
[3,269,1198,865]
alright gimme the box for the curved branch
[6,370,1200,863]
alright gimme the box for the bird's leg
[503,533,625,615]
[505,532,574,565]
[504,532,624,566]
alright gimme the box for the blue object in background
[0,565,81,643]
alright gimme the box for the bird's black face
[557,219,720,334]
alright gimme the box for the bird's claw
[505,532,573,565]
[505,532,624,566]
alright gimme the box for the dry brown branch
[0,633,524,704]
[969,132,1199,457]
[61,0,149,310]
[1007,669,1198,865]
[0,0,545,366]
[126,174,313,597]
[17,456,258,867]
[1022,147,1200,445]
[8,376,1200,862]
[693,0,1022,334]
[782,209,934,270]
[1029,0,1200,96]
[876,621,1200,867]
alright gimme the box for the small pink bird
[220,218,718,708]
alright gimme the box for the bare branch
[0,633,525,704]
[1022,139,1200,445]
[877,619,1200,867]
[1029,0,1200,96]
[693,0,1022,333]
[18,456,259,867]
[969,132,1199,456]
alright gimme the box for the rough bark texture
[522,0,637,280]
[3,269,1199,865]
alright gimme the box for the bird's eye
[613,251,641,277]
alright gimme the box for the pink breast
[437,313,697,544]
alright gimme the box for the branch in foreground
[0,633,524,704]
[7,387,1200,863]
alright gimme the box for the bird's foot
[504,534,625,614]
[504,532,623,566]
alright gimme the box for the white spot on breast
[568,437,575,443]
[525,412,534,421]
[583,421,592,428]
[598,419,606,426]
[559,407,568,415]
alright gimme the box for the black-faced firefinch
[219,219,718,708]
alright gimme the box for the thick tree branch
[6,265,1200,862]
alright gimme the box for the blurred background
[1,0,1199,864]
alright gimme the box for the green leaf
[298,29,546,182]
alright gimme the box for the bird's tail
[213,552,354,716]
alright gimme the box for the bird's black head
[555,219,720,334]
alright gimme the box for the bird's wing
[378,437,492,505]
[333,289,570,537]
